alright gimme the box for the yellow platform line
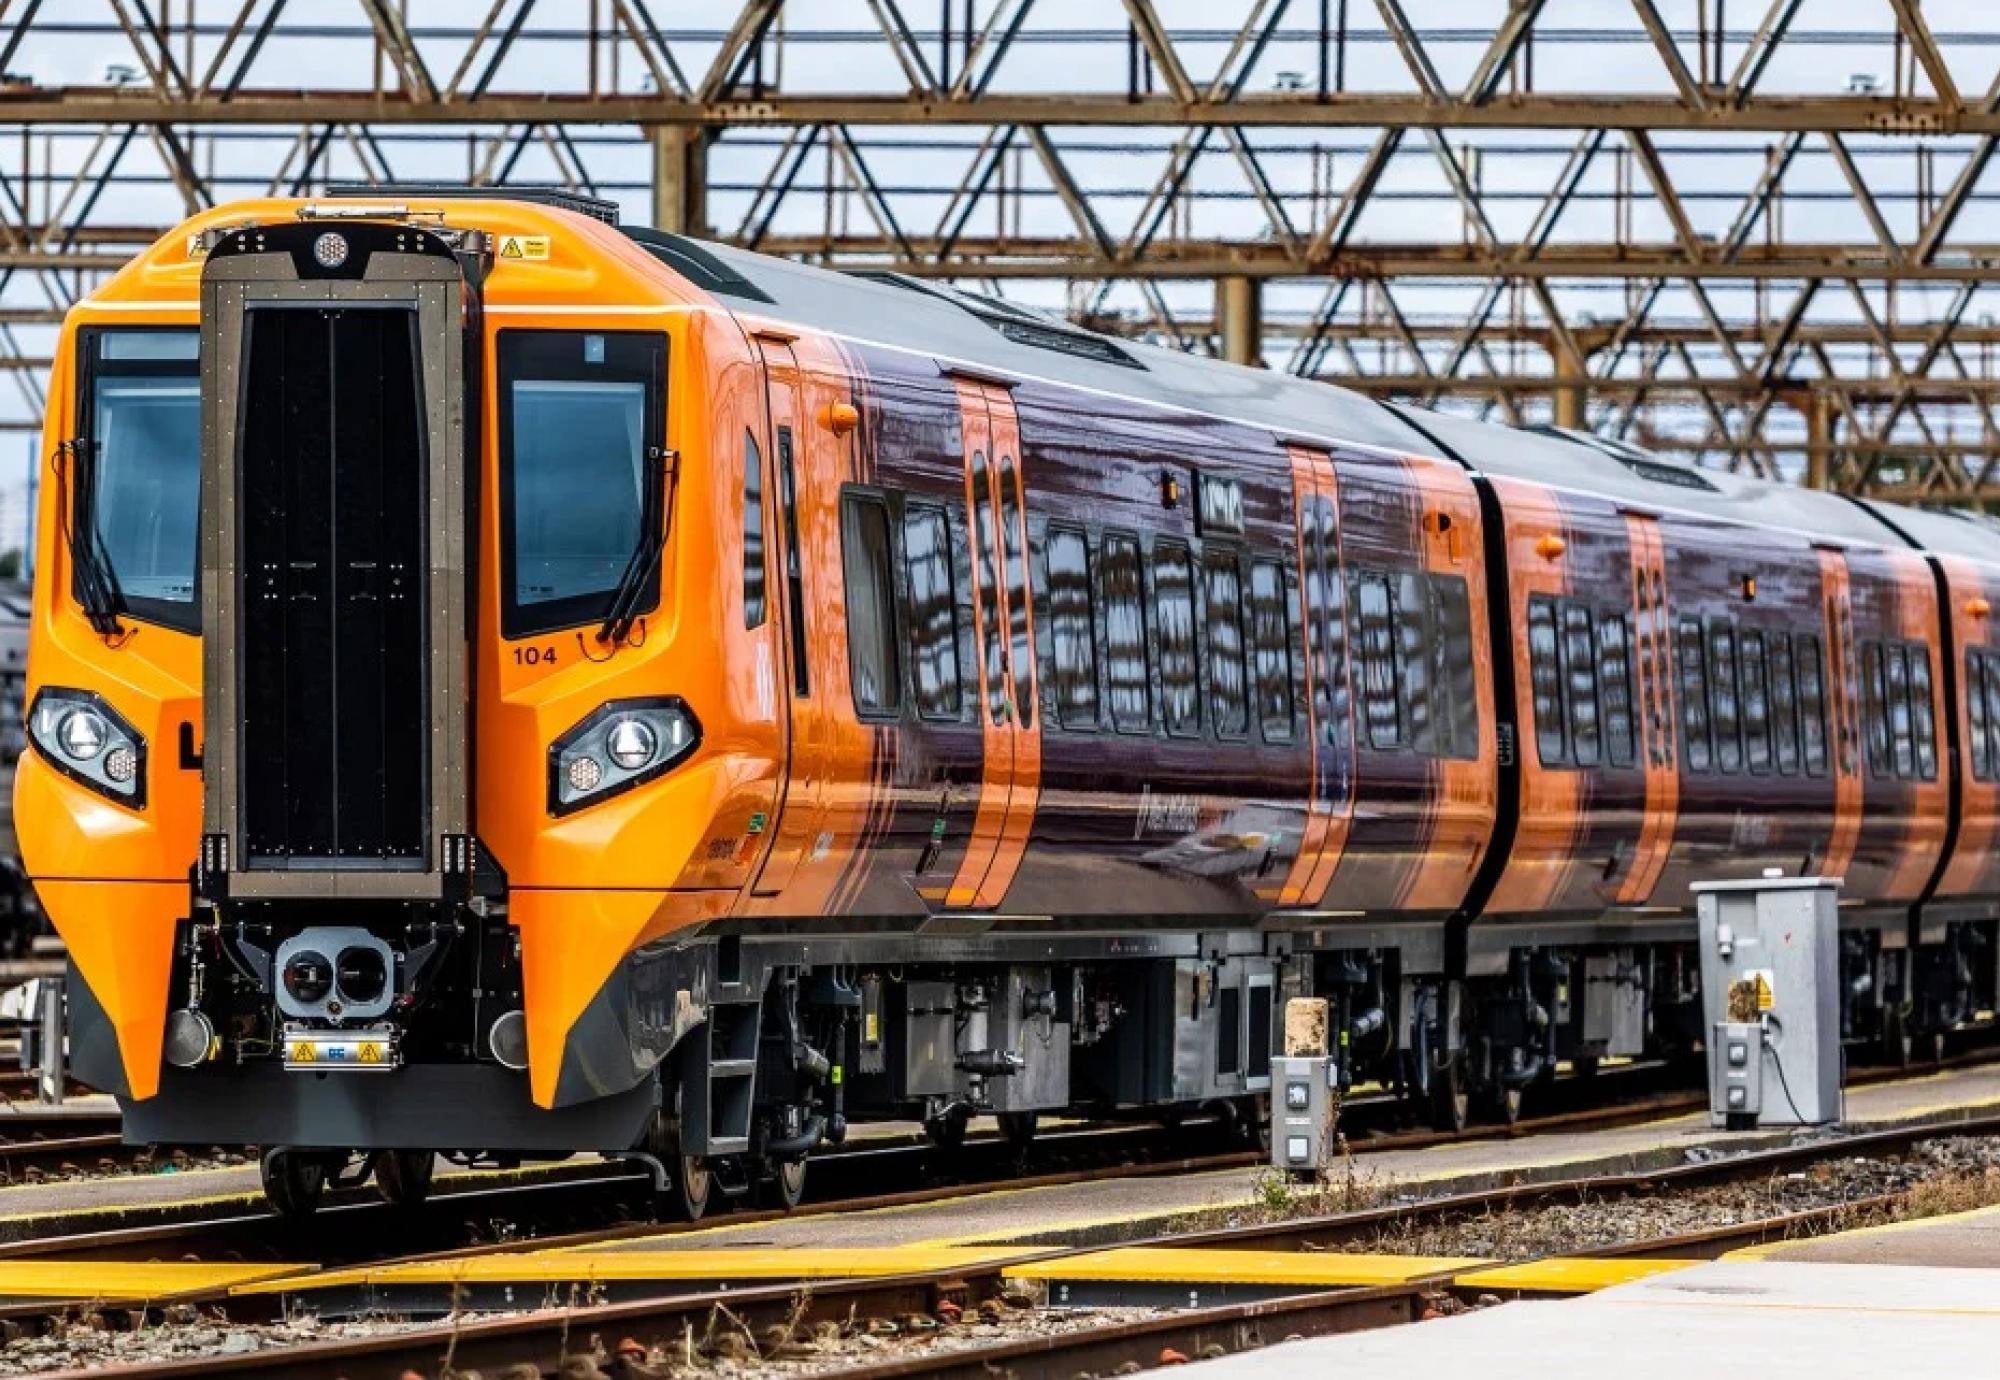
[1004,1246,1487,1289]
[1454,1256,1702,1293]
[235,1245,1047,1296]
[0,1261,314,1300]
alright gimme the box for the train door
[1277,443,1355,907]
[942,376,1041,909]
[1817,546,1864,883]
[1616,511,1678,903]
[750,335,832,897]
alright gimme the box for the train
[16,188,1998,1217]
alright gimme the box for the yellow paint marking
[0,1261,312,1300]
[236,1246,1044,1296]
[1005,1247,1486,1289]
[1454,1256,1700,1293]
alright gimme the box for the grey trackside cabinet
[1693,876,1843,1128]
[1272,998,1339,1176]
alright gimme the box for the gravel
[0,1312,441,1375]
[1352,1134,2000,1260]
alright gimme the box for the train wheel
[1427,1055,1470,1135]
[261,1148,329,1218]
[375,1150,436,1207]
[666,1153,713,1222]
[997,1111,1038,1155]
[759,1157,807,1211]
[924,1105,969,1152]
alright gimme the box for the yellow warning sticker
[497,234,551,262]
[357,1042,385,1064]
[1750,969,1776,1012]
[185,232,208,260]
[290,1041,316,1063]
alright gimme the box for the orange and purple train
[17,189,1998,1216]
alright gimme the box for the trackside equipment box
[1693,876,1842,1128]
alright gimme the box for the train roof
[1382,402,1903,548]
[672,235,1429,457]
[673,231,1949,557]
[1854,498,2000,564]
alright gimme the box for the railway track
[35,1109,1997,1380]
[0,1041,1984,1262]
[0,1052,1710,1263]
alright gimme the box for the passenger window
[1909,644,1937,781]
[1971,648,1993,782]
[1562,601,1600,767]
[840,491,900,717]
[1797,633,1828,777]
[1102,534,1150,732]
[1529,595,1565,765]
[1598,612,1636,769]
[742,430,766,628]
[1742,630,1771,775]
[1678,617,1712,773]
[969,460,1006,725]
[1154,540,1199,736]
[997,458,1034,730]
[1862,641,1890,778]
[1047,525,1099,728]
[1430,574,1479,761]
[1249,559,1294,744]
[1355,573,1400,749]
[1886,643,1914,779]
[1983,654,2000,783]
[1395,571,1432,753]
[902,505,961,721]
[1205,551,1249,738]
[1708,620,1741,773]
[498,329,663,639]
[777,425,809,696]
[1307,500,1352,753]
[1770,631,1801,775]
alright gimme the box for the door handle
[178,721,203,771]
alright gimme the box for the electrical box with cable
[1694,876,1843,1128]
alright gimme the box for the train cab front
[16,208,687,1214]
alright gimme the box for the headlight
[606,718,659,771]
[28,689,147,807]
[57,708,107,760]
[548,697,699,815]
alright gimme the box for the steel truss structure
[1,2,1999,500]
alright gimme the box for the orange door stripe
[1274,444,1354,908]
[978,383,1041,908]
[1819,549,1864,884]
[1619,514,1678,905]
[945,377,1010,908]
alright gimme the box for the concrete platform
[1736,1199,2000,1267]
[1179,1260,2000,1379]
[594,1062,2000,1253]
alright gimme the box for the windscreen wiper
[60,438,125,638]
[595,446,678,646]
